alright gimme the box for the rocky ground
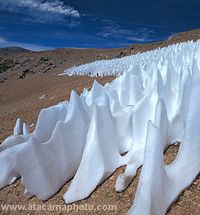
[0,29,200,214]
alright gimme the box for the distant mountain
[128,29,200,51]
[0,29,200,57]
[0,47,30,56]
[0,29,200,82]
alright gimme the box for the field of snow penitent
[1,40,200,214]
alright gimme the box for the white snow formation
[1,40,200,215]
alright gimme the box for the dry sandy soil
[0,29,200,214]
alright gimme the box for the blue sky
[0,0,200,50]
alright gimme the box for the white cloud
[0,37,7,43]
[0,0,80,23]
[97,21,154,43]
[0,37,52,51]
[126,36,146,42]
[97,24,131,38]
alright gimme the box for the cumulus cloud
[0,0,80,23]
[0,36,52,51]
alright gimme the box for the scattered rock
[39,94,48,100]
[0,58,15,73]
[116,51,126,58]
[29,123,35,128]
[40,56,50,62]
[18,69,30,79]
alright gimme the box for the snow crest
[1,40,200,214]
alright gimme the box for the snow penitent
[1,40,200,215]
